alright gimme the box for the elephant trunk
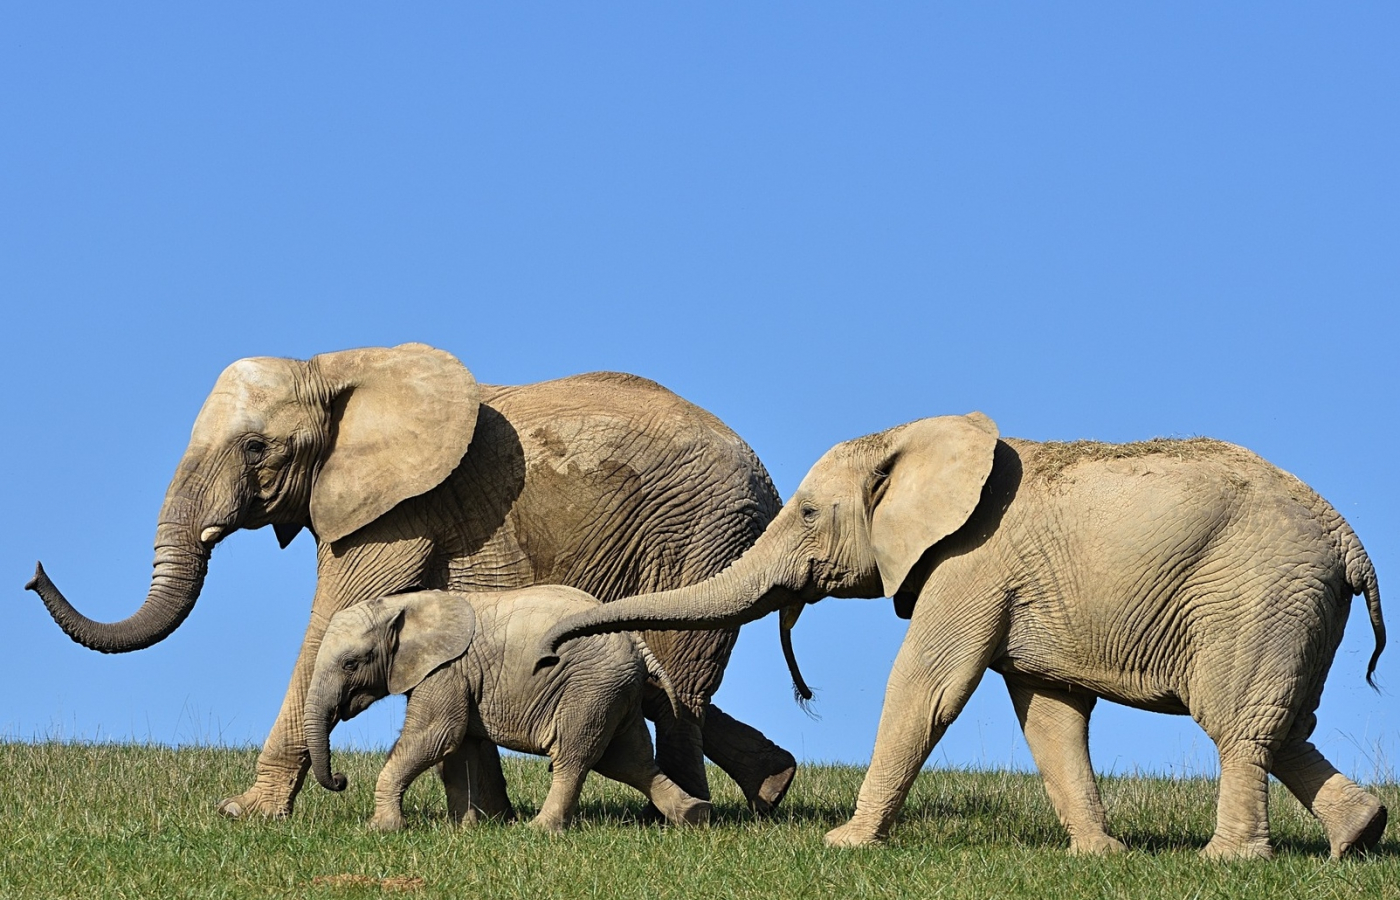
[25,452,233,654]
[27,520,211,655]
[305,676,348,793]
[539,526,802,663]
[779,603,815,704]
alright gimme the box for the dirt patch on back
[1024,437,1239,484]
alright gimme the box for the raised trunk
[305,679,347,792]
[27,520,210,654]
[539,528,801,661]
[26,446,237,654]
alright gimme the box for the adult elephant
[27,343,796,819]
[542,412,1388,859]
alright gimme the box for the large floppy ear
[310,343,480,544]
[386,591,477,695]
[868,412,999,598]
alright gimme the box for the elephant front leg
[1006,679,1123,855]
[216,608,331,819]
[438,742,477,825]
[826,600,1003,848]
[372,702,467,832]
[218,539,434,820]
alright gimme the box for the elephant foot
[1330,800,1387,858]
[668,798,712,827]
[1068,833,1127,856]
[527,813,566,835]
[823,820,886,848]
[217,784,295,820]
[1200,837,1273,861]
[746,764,797,817]
[369,811,406,833]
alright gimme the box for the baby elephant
[304,586,711,833]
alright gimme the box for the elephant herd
[26,343,1388,860]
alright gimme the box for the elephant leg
[531,761,589,834]
[825,596,1005,848]
[593,713,711,826]
[1005,679,1123,855]
[702,704,797,816]
[220,541,434,820]
[458,741,516,823]
[1272,738,1387,858]
[371,699,467,833]
[645,686,710,804]
[437,742,477,825]
[1199,737,1277,860]
[217,608,332,819]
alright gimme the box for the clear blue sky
[3,5,1395,782]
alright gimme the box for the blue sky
[3,5,1395,782]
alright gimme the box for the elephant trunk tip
[327,772,348,792]
[26,560,49,594]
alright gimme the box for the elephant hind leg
[593,713,710,826]
[1273,736,1387,857]
[1006,679,1123,855]
[645,686,710,807]
[1191,671,1294,859]
[530,762,589,834]
[702,704,797,816]
[1200,737,1277,860]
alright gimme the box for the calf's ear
[386,591,477,695]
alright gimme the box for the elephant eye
[342,658,360,673]
[243,438,268,465]
[800,503,820,525]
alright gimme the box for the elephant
[26,343,796,820]
[541,412,1388,859]
[306,587,711,833]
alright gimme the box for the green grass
[0,743,1395,899]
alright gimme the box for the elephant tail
[1341,524,1386,689]
[630,633,687,722]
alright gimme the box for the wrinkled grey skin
[27,343,794,821]
[307,588,710,833]
[543,413,1387,859]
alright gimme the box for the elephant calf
[306,587,711,833]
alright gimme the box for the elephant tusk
[199,526,224,545]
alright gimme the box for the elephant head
[27,344,480,654]
[306,590,477,793]
[540,413,1000,664]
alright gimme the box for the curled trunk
[27,520,210,654]
[305,680,347,792]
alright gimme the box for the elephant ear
[869,412,999,598]
[386,591,477,695]
[310,343,480,544]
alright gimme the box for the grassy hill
[0,742,1394,899]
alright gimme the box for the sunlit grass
[0,743,1394,899]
